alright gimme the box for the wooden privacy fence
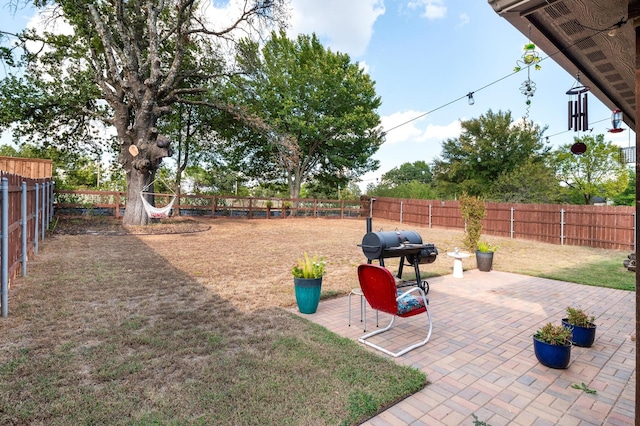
[369,197,635,251]
[0,156,53,179]
[0,172,55,317]
[53,191,635,250]
[54,191,364,219]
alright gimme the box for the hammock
[140,178,176,219]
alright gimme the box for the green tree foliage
[432,110,548,198]
[489,159,561,203]
[380,161,432,187]
[183,165,249,196]
[0,142,108,189]
[611,169,635,206]
[552,134,628,204]
[369,181,437,200]
[303,179,362,200]
[0,0,287,225]
[225,30,384,199]
[158,102,227,198]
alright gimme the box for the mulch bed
[52,216,211,236]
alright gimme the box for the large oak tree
[0,0,287,225]
[223,30,384,199]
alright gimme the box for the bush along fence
[367,197,635,251]
[54,190,365,219]
[0,172,55,317]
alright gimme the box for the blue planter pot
[294,277,322,314]
[533,336,571,369]
[562,319,596,347]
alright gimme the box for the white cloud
[198,0,286,42]
[380,110,460,144]
[288,0,385,57]
[420,120,462,142]
[359,60,371,75]
[407,0,446,20]
[457,13,470,28]
[24,7,73,54]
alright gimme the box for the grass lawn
[0,216,633,425]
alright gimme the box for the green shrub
[534,322,572,345]
[459,193,486,252]
[565,306,595,327]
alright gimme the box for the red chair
[357,264,432,357]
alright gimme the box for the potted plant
[292,253,326,314]
[533,322,573,369]
[562,306,596,347]
[476,241,498,272]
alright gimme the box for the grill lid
[360,230,424,260]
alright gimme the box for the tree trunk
[288,169,302,200]
[123,171,153,226]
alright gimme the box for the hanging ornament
[513,43,542,73]
[570,141,587,155]
[514,37,542,120]
[566,73,590,132]
[608,109,625,133]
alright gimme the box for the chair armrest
[396,287,429,305]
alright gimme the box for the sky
[285,0,634,188]
[1,0,635,190]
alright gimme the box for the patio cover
[488,0,639,415]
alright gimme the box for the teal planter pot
[294,277,322,314]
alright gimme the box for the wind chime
[566,73,590,154]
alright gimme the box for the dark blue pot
[294,277,322,314]
[562,319,596,347]
[533,336,571,369]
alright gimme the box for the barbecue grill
[358,220,438,294]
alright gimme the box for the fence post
[400,201,403,223]
[429,204,432,228]
[510,207,515,239]
[21,182,27,277]
[41,182,45,241]
[2,177,8,317]
[34,183,39,254]
[115,192,120,218]
[46,181,51,225]
[560,209,565,245]
[49,181,54,224]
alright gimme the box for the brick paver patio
[295,270,636,425]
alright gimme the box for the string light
[467,92,475,106]
[382,17,629,138]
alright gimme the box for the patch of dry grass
[130,217,633,310]
[0,216,631,424]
